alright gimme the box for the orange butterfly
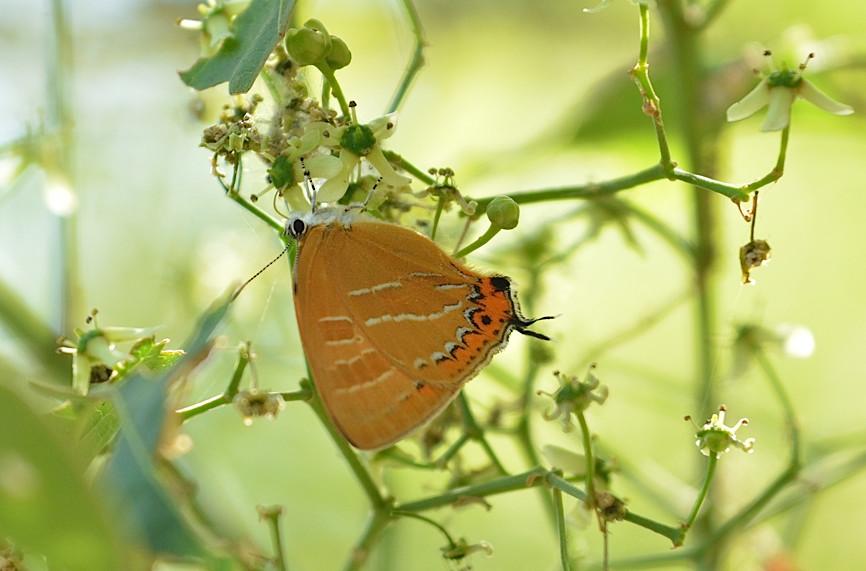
[286,206,550,450]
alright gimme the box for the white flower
[693,405,755,458]
[727,53,853,131]
[316,113,411,203]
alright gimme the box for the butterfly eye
[286,217,307,240]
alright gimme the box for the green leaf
[0,385,125,570]
[114,337,184,380]
[179,0,296,94]
[98,294,232,558]
[77,399,121,461]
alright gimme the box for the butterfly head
[283,206,361,242]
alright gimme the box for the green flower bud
[486,196,520,230]
[267,155,295,189]
[326,35,352,70]
[340,124,377,156]
[302,18,330,38]
[285,26,330,66]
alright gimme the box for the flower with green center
[537,367,608,433]
[316,113,411,203]
[693,405,755,458]
[58,324,162,395]
[441,538,493,561]
[264,123,342,207]
[726,52,853,132]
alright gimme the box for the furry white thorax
[285,205,371,239]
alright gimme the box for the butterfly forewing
[292,216,525,450]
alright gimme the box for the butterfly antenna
[231,242,292,302]
[348,177,382,211]
[299,157,318,212]
[362,177,382,208]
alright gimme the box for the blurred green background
[2,0,866,569]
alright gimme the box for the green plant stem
[473,163,667,213]
[671,168,750,202]
[47,0,80,334]
[303,378,388,510]
[754,347,800,460]
[575,411,597,509]
[511,268,558,527]
[176,345,250,421]
[176,389,310,421]
[514,359,543,468]
[655,3,720,564]
[632,5,672,167]
[397,467,549,512]
[697,0,732,30]
[695,347,801,549]
[744,126,789,192]
[683,454,718,530]
[396,467,683,546]
[433,433,470,468]
[749,191,759,242]
[545,473,683,546]
[457,392,507,474]
[452,224,500,258]
[261,508,288,571]
[381,150,435,185]
[387,0,427,113]
[0,278,68,380]
[230,190,285,233]
[319,66,350,118]
[551,475,571,571]
[579,290,689,367]
[392,510,458,547]
[217,155,285,232]
[430,191,446,240]
[344,508,392,571]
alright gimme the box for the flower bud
[486,196,520,230]
[285,26,330,66]
[326,35,352,70]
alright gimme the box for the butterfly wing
[293,220,525,450]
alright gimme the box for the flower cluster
[194,17,413,211]
[57,312,176,395]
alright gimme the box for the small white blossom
[693,405,755,458]
[727,53,853,131]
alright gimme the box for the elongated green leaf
[98,294,232,558]
[0,385,125,571]
[179,0,296,94]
